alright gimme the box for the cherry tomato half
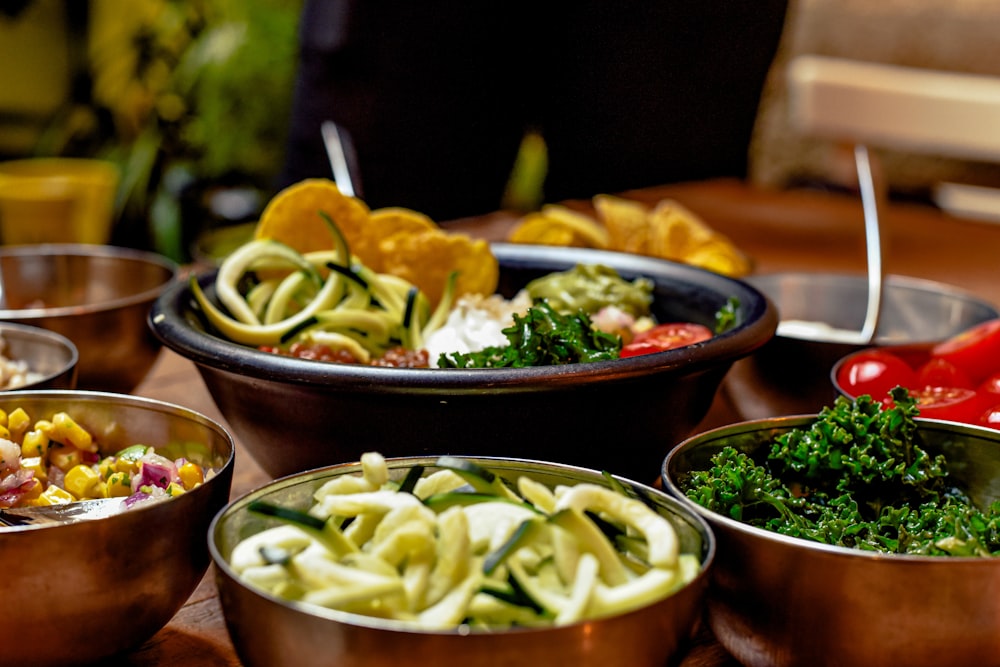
[619,322,713,358]
[916,357,973,390]
[910,386,986,423]
[835,350,917,400]
[931,318,1000,383]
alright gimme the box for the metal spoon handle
[855,144,884,343]
[321,120,360,198]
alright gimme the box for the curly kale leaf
[680,389,1000,556]
[437,300,621,368]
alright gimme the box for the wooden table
[120,178,1000,666]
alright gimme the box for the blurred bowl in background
[662,416,1000,667]
[0,390,234,667]
[724,272,999,419]
[0,158,119,245]
[0,244,178,393]
[211,455,714,667]
[150,243,777,481]
[0,322,77,390]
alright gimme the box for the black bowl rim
[149,243,778,391]
[208,453,716,635]
[0,243,179,319]
[662,414,1000,563]
[0,321,79,388]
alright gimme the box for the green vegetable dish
[680,387,1000,557]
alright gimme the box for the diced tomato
[835,350,917,400]
[620,322,713,358]
[910,386,987,423]
[915,357,973,389]
[930,318,1000,383]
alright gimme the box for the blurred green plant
[38,0,302,261]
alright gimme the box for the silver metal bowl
[662,416,1000,667]
[0,321,78,389]
[150,243,777,482]
[0,391,234,666]
[0,244,178,393]
[725,272,999,419]
[211,456,714,667]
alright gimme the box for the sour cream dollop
[424,292,532,367]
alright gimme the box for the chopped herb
[438,300,621,368]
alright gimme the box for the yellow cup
[0,158,120,245]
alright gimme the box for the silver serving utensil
[775,143,884,344]
[321,120,361,198]
[855,143,884,343]
[0,496,128,527]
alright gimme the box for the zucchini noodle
[229,454,701,630]
[191,224,457,357]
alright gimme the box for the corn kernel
[52,412,95,453]
[6,407,31,438]
[0,425,10,441]
[21,429,49,458]
[113,444,148,476]
[26,485,75,506]
[34,419,54,439]
[165,482,186,497]
[20,456,47,483]
[48,444,84,471]
[64,464,104,499]
[0,408,7,428]
[177,461,204,490]
[106,471,132,497]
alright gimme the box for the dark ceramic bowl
[149,243,777,481]
[0,322,78,390]
[211,455,714,667]
[663,416,1000,667]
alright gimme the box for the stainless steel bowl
[662,416,1000,667]
[211,456,714,667]
[725,272,999,419]
[0,321,78,389]
[0,391,234,667]
[150,243,777,482]
[0,244,178,393]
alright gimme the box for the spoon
[321,120,361,198]
[776,143,884,344]
[0,496,128,527]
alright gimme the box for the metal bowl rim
[0,389,235,532]
[0,243,179,319]
[209,454,716,635]
[662,414,1000,564]
[0,321,79,387]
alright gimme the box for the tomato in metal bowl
[832,319,1000,429]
